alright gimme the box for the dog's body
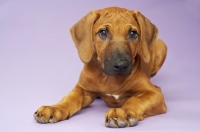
[34,7,167,128]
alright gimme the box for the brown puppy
[34,7,167,128]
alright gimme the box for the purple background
[1,0,200,131]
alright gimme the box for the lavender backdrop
[0,0,200,132]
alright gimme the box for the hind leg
[150,38,167,77]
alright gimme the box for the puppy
[34,7,167,128]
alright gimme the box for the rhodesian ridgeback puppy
[34,7,167,128]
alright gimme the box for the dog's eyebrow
[125,24,138,31]
[98,23,113,29]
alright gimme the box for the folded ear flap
[133,10,158,63]
[70,10,100,63]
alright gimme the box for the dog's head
[70,7,158,75]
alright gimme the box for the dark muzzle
[103,50,133,75]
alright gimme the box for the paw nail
[105,118,108,123]
[127,115,131,119]
[49,115,53,119]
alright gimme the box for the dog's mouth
[102,63,133,76]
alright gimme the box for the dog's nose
[103,49,132,75]
[112,60,128,72]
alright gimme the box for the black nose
[112,60,128,72]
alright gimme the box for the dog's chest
[100,93,128,108]
[105,94,120,100]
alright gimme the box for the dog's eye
[98,29,107,39]
[129,30,138,40]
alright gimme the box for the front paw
[105,108,138,128]
[33,106,64,123]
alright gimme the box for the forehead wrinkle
[119,11,133,21]
[108,13,133,27]
[100,11,115,23]
[98,10,133,25]
[96,11,138,35]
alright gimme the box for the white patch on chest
[106,94,120,100]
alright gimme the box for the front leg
[34,85,96,123]
[105,83,167,128]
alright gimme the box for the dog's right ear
[70,10,100,63]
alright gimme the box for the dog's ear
[133,10,158,63]
[70,10,100,63]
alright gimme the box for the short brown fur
[34,7,167,128]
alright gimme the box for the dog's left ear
[70,10,100,63]
[133,10,158,63]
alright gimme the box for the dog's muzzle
[103,50,133,76]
